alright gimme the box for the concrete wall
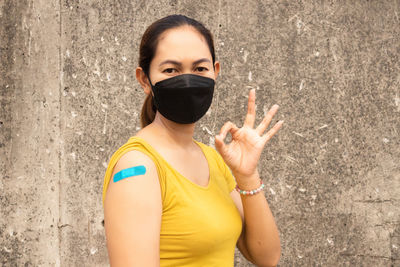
[1,0,399,266]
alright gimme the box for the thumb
[214,134,228,157]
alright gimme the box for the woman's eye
[163,68,176,73]
[195,67,208,72]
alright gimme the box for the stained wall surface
[1,0,399,266]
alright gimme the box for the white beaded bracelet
[235,179,265,196]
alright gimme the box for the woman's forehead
[153,26,212,63]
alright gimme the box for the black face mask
[148,74,215,124]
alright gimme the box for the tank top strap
[102,136,166,206]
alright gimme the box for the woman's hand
[215,89,283,180]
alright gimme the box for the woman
[102,14,283,267]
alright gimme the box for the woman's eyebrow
[192,58,211,65]
[159,59,182,67]
[159,58,211,67]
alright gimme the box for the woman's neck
[148,113,196,148]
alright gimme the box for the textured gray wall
[1,0,399,266]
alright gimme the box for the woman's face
[147,25,220,86]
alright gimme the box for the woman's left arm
[215,89,284,267]
[231,172,281,267]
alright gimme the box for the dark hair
[139,14,216,128]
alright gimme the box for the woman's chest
[159,146,210,187]
[159,174,242,256]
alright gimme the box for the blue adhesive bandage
[113,165,147,182]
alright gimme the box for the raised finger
[243,89,256,128]
[262,120,284,144]
[256,104,280,135]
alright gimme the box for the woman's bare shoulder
[103,149,162,266]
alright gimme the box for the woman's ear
[213,61,220,80]
[136,67,151,95]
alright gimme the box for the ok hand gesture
[215,89,284,179]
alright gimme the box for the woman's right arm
[103,150,162,267]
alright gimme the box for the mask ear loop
[145,73,157,112]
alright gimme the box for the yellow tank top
[102,136,243,267]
